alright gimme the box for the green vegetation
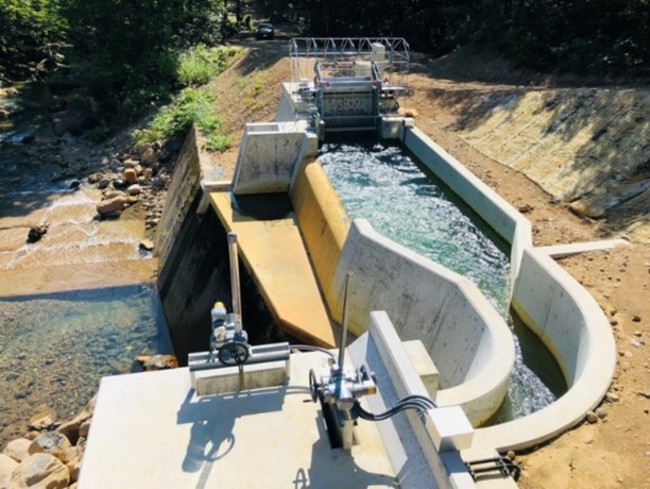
[178,45,241,87]
[0,0,68,80]
[2,0,647,145]
[133,88,231,153]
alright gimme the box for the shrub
[177,45,240,87]
[0,0,68,80]
[133,87,229,152]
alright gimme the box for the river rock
[0,454,18,487]
[28,406,57,430]
[56,395,96,446]
[3,438,32,462]
[9,453,70,489]
[28,432,71,460]
[88,172,102,184]
[136,354,179,371]
[97,195,127,215]
[78,420,91,440]
[97,177,111,190]
[27,225,48,244]
[140,146,158,166]
[108,158,121,171]
[139,239,154,251]
[123,158,139,169]
[127,184,142,196]
[586,411,598,423]
[123,168,138,184]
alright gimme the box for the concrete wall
[403,127,532,281]
[470,247,617,450]
[275,83,313,123]
[154,128,201,266]
[327,219,514,425]
[232,121,317,195]
[400,126,616,449]
[289,157,351,322]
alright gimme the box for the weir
[80,38,617,488]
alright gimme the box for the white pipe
[227,232,243,334]
[338,271,352,367]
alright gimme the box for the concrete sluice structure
[80,39,616,488]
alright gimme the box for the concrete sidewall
[289,157,350,322]
[399,124,615,449]
[232,121,314,195]
[403,127,532,280]
[331,219,514,425]
[472,248,617,450]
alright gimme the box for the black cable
[291,344,336,359]
[352,394,438,422]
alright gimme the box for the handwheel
[218,342,250,366]
[308,368,320,402]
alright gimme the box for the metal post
[338,271,352,368]
[227,232,243,334]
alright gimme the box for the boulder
[57,395,96,445]
[123,168,138,184]
[28,406,57,430]
[96,195,127,215]
[139,239,154,251]
[9,453,69,488]
[127,184,142,196]
[0,454,18,487]
[65,452,82,483]
[88,172,103,184]
[3,438,32,462]
[97,177,111,190]
[28,432,71,460]
[123,158,139,169]
[136,354,179,371]
[26,225,49,244]
[140,146,158,166]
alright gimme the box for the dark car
[256,23,275,40]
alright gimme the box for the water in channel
[0,285,173,446]
[319,138,565,423]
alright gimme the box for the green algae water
[0,285,173,446]
[319,139,565,423]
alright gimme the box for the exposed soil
[205,40,650,488]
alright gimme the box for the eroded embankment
[409,74,650,241]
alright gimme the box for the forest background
[1,0,649,132]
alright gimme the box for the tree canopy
[1,0,647,128]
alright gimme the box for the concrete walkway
[210,191,338,347]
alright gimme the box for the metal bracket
[465,456,521,482]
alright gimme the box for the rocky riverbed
[1,82,184,483]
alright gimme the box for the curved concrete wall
[399,121,616,449]
[329,219,515,425]
[470,248,617,450]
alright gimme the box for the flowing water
[319,139,565,423]
[0,285,173,446]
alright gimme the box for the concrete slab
[79,354,397,488]
[536,239,629,258]
[210,191,338,347]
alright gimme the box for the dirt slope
[207,41,649,488]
